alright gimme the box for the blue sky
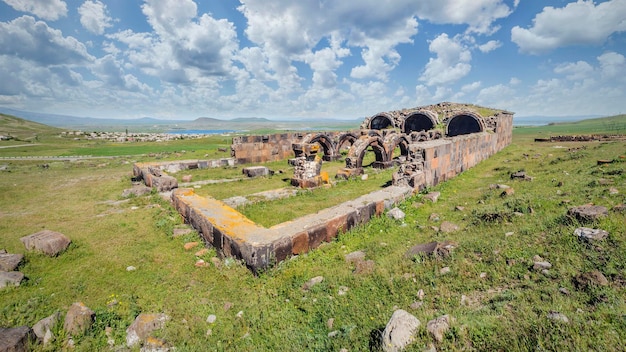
[0,0,625,120]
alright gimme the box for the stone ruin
[132,102,514,272]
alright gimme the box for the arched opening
[302,133,337,161]
[345,136,388,169]
[384,133,410,162]
[446,113,484,137]
[336,132,358,156]
[369,115,394,130]
[403,112,436,133]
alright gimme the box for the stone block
[291,231,309,255]
[0,253,23,271]
[20,230,71,256]
[0,326,33,352]
[242,166,270,177]
[0,271,24,288]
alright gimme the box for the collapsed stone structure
[145,102,514,272]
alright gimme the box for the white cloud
[415,0,511,34]
[478,40,501,53]
[511,0,626,54]
[0,16,94,65]
[462,81,481,92]
[597,51,626,79]
[509,77,521,85]
[554,60,594,80]
[78,0,113,35]
[419,33,472,86]
[2,0,67,21]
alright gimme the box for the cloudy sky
[0,0,625,120]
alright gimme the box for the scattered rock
[182,175,193,183]
[327,318,334,329]
[345,250,366,264]
[609,187,619,195]
[328,330,340,338]
[409,301,423,310]
[122,185,152,198]
[440,267,451,275]
[223,302,233,311]
[547,312,569,324]
[0,271,24,288]
[210,257,222,268]
[428,213,440,222]
[33,312,60,344]
[427,315,452,343]
[126,313,170,347]
[439,221,459,233]
[454,206,465,211]
[338,286,349,296]
[236,311,244,318]
[489,184,510,190]
[405,241,457,260]
[567,205,608,222]
[387,207,406,221]
[381,309,420,352]
[194,259,208,268]
[598,178,613,185]
[574,227,608,241]
[613,204,626,213]
[559,287,570,295]
[142,336,172,352]
[195,248,209,256]
[172,227,193,238]
[127,266,137,271]
[480,272,487,279]
[64,302,95,335]
[361,174,369,181]
[511,171,533,181]
[0,253,23,271]
[20,230,71,256]
[353,260,375,275]
[0,326,33,352]
[417,289,425,300]
[183,242,199,250]
[423,192,440,203]
[500,188,515,197]
[302,276,324,290]
[242,166,270,178]
[573,270,609,289]
[206,315,217,324]
[533,261,552,271]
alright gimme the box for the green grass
[1,117,625,351]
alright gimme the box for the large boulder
[0,326,34,352]
[63,302,95,335]
[0,271,24,288]
[0,253,23,271]
[382,309,420,352]
[20,230,71,256]
[126,313,169,347]
[567,205,608,222]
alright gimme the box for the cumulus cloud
[597,51,626,79]
[78,0,113,35]
[414,0,511,34]
[2,0,67,21]
[511,0,626,54]
[478,40,501,53]
[554,60,594,80]
[0,16,94,65]
[419,33,472,86]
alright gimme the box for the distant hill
[0,113,62,140]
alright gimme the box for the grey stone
[574,270,609,289]
[20,230,71,256]
[406,241,456,259]
[0,326,33,352]
[0,253,23,271]
[0,271,24,288]
[353,260,375,275]
[574,227,608,241]
[151,175,178,192]
[345,251,366,264]
[427,315,452,343]
[33,311,61,344]
[126,313,170,347]
[242,166,269,177]
[302,276,324,290]
[547,312,569,323]
[567,205,608,222]
[439,221,460,233]
[122,184,152,197]
[63,302,95,335]
[533,261,552,270]
[423,192,440,203]
[382,309,420,352]
[387,207,406,221]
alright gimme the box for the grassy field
[0,114,625,351]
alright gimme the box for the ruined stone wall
[231,131,346,164]
[419,113,513,186]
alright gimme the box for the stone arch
[335,132,358,155]
[368,112,395,130]
[446,112,485,137]
[302,133,337,161]
[403,110,438,133]
[345,135,388,169]
[383,132,410,161]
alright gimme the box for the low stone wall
[171,185,412,272]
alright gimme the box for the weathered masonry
[166,102,514,272]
